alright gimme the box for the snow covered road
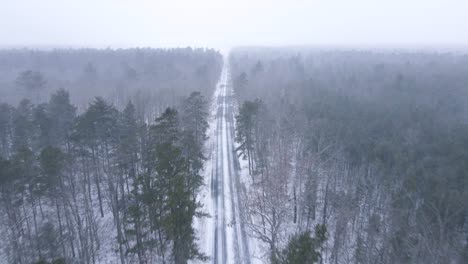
[204,56,251,264]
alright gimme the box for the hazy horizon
[1,0,467,50]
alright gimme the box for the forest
[0,48,221,118]
[0,46,467,264]
[2,0,468,262]
[0,48,222,264]
[230,48,468,264]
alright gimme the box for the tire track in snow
[210,56,251,264]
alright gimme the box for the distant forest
[0,48,222,118]
[230,48,468,264]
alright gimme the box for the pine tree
[180,92,209,200]
[123,177,148,264]
[13,99,35,153]
[151,108,205,264]
[73,97,119,217]
[33,103,52,150]
[235,99,263,175]
[47,89,76,149]
[118,101,139,184]
[276,225,327,264]
[118,102,148,262]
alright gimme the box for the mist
[1,0,467,49]
[0,1,467,264]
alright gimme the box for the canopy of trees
[231,48,468,264]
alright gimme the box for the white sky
[1,0,467,49]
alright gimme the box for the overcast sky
[1,0,467,49]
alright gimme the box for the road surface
[209,57,251,264]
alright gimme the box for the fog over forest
[0,1,467,264]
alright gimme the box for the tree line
[0,48,222,120]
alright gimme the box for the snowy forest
[0,48,222,263]
[230,48,468,264]
[0,47,467,264]
[2,0,468,263]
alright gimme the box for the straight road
[210,57,251,264]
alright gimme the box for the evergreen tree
[151,108,205,264]
[180,92,209,200]
[233,72,248,97]
[123,177,148,264]
[12,99,35,153]
[276,225,327,264]
[33,103,52,150]
[118,101,139,182]
[235,99,263,175]
[47,89,76,148]
[73,97,119,217]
